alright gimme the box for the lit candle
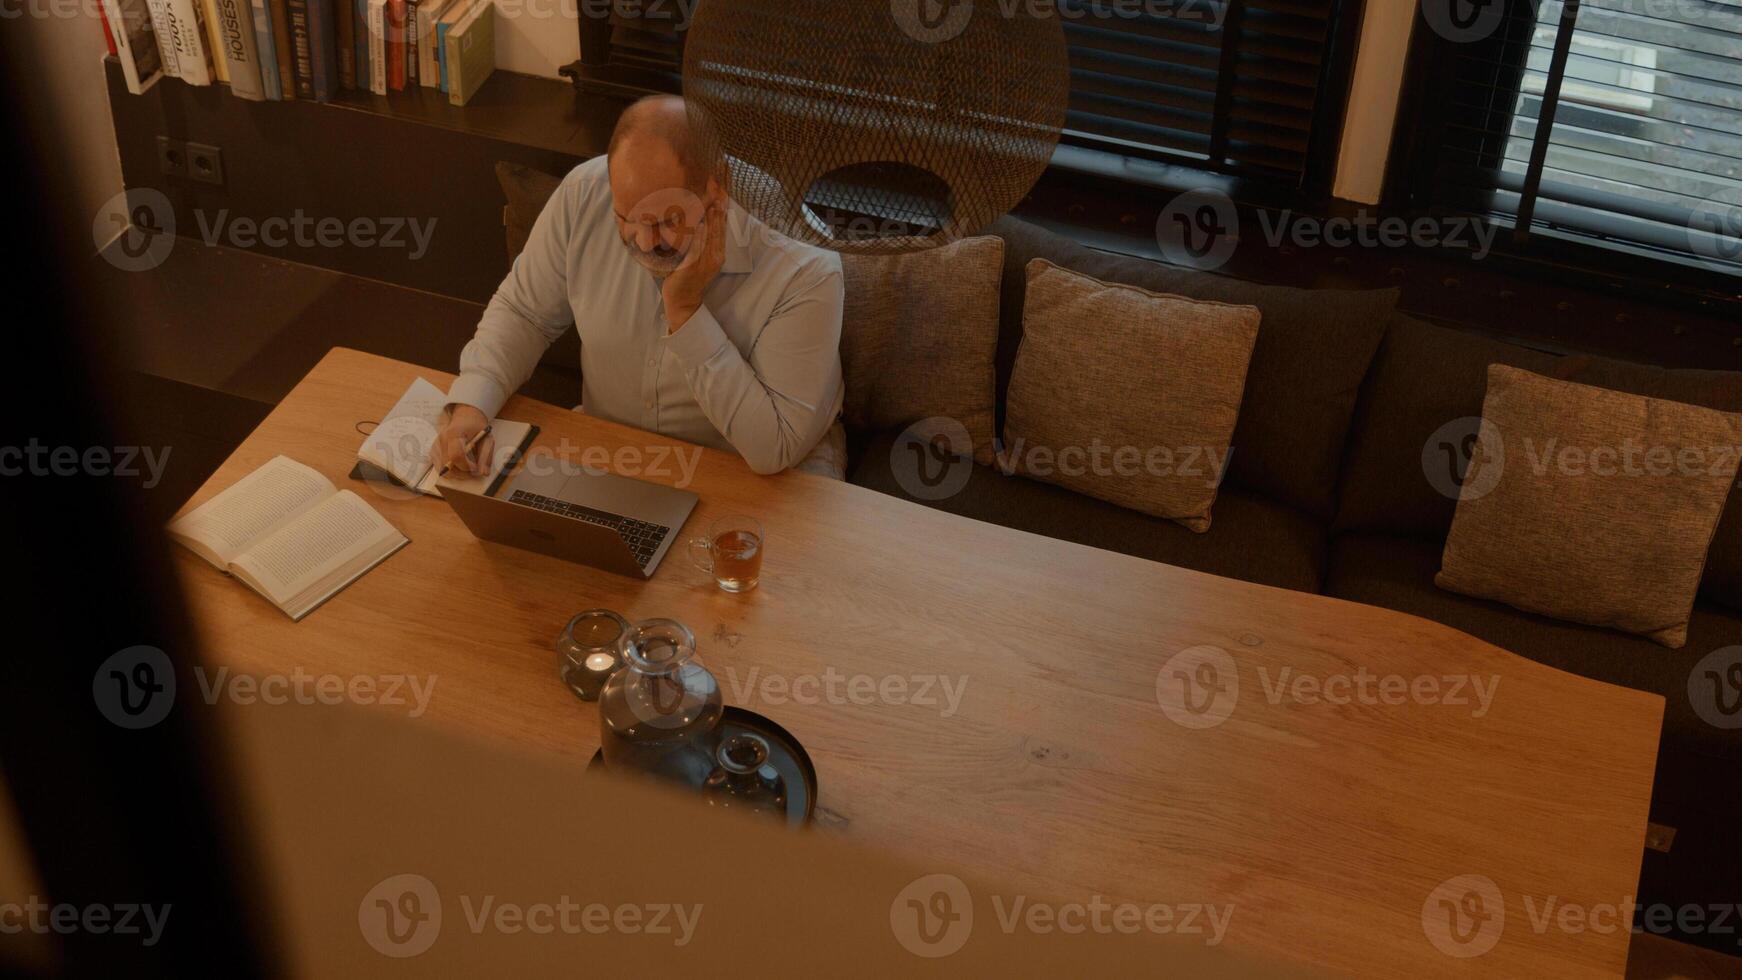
[557,609,629,702]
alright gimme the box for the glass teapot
[598,618,723,787]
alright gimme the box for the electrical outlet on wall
[155,136,186,178]
[186,143,224,186]
[155,137,224,186]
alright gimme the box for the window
[564,0,1361,192]
[1401,0,1742,276]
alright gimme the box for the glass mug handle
[688,535,714,573]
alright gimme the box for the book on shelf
[143,0,181,77]
[402,0,420,85]
[366,0,387,94]
[286,0,313,98]
[412,0,452,88]
[353,0,369,90]
[200,0,228,83]
[98,2,117,55]
[168,456,409,622]
[166,0,214,85]
[307,0,338,100]
[335,0,355,88]
[433,0,471,92]
[101,0,166,94]
[249,0,281,98]
[268,0,295,98]
[442,0,491,107]
[385,0,406,90]
[212,0,266,99]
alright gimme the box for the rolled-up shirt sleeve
[447,173,588,418]
[665,263,845,475]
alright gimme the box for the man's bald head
[607,95,729,277]
[607,95,723,192]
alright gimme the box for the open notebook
[168,456,410,621]
[356,378,536,497]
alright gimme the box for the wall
[490,5,1418,207]
[1333,0,1417,204]
[23,9,127,250]
[496,5,581,79]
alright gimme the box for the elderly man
[432,95,846,478]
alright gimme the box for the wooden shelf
[108,57,630,159]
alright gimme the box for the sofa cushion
[1004,259,1259,532]
[1338,313,1742,612]
[986,215,1396,522]
[1325,532,1740,764]
[839,237,1004,465]
[1555,356,1742,612]
[1436,366,1742,648]
[850,428,1326,593]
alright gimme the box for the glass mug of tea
[688,514,764,593]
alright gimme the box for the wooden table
[174,348,1663,977]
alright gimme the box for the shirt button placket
[647,306,664,425]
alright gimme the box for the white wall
[1333,0,1417,204]
[495,7,580,78]
[26,11,127,246]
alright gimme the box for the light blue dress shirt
[448,155,846,475]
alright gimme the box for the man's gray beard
[624,240,684,278]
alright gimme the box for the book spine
[306,0,337,101]
[428,18,442,93]
[367,0,385,94]
[215,0,265,99]
[249,0,280,98]
[144,0,182,77]
[286,0,313,98]
[102,0,166,94]
[402,0,417,86]
[385,0,404,91]
[167,0,214,85]
[353,0,369,90]
[99,2,118,55]
[201,0,228,82]
[416,0,439,87]
[268,0,295,97]
[335,0,354,89]
[449,0,489,106]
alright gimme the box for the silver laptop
[441,462,698,579]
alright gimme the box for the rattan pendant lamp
[682,0,1071,254]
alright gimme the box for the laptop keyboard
[507,490,670,568]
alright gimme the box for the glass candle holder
[557,609,631,702]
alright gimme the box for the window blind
[1419,0,1742,273]
[567,0,1352,189]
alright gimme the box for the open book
[168,456,410,621]
[356,378,535,497]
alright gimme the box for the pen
[439,424,492,478]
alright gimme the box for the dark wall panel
[107,61,622,304]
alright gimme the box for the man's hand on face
[430,404,495,476]
[661,199,728,332]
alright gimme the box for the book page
[168,456,334,567]
[359,377,447,488]
[230,490,404,604]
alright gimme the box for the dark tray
[589,706,817,828]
